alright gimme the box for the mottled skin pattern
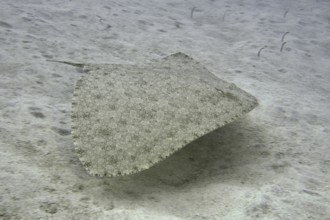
[70,53,258,177]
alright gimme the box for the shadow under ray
[98,116,268,194]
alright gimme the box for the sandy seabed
[0,0,329,219]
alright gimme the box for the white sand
[0,0,329,219]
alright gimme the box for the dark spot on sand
[271,161,290,173]
[51,127,71,136]
[302,189,320,196]
[37,139,47,146]
[0,21,12,29]
[39,202,58,214]
[29,106,41,111]
[31,111,46,118]
[42,54,53,59]
[71,183,84,192]
[278,69,287,73]
[52,73,62,78]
